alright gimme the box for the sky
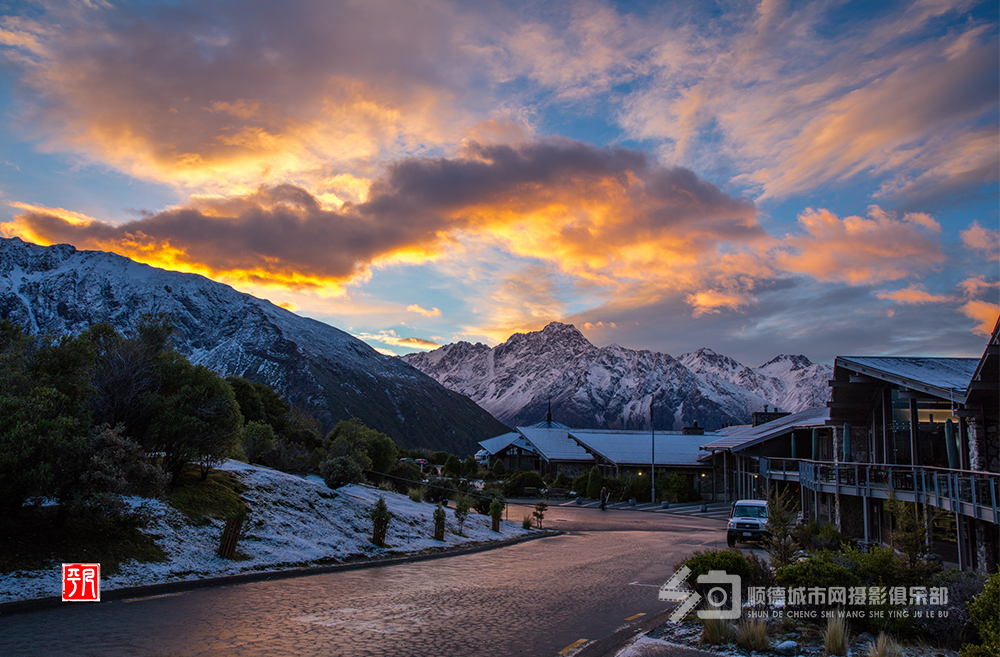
[0,0,997,366]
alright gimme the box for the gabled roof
[835,356,978,399]
[569,429,712,467]
[700,406,830,452]
[478,431,535,455]
[531,419,570,429]
[516,426,593,462]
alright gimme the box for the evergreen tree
[433,503,446,540]
[442,454,463,478]
[0,321,95,522]
[533,501,547,529]
[151,357,243,482]
[489,498,504,532]
[586,466,604,499]
[242,421,278,464]
[319,418,398,479]
[455,496,472,535]
[370,496,391,546]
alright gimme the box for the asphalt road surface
[1,503,728,657]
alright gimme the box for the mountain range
[402,322,832,430]
[0,237,507,453]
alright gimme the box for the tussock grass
[735,618,769,651]
[700,616,734,645]
[867,632,903,657]
[521,514,533,530]
[823,613,851,656]
[408,487,425,503]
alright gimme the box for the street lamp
[650,398,655,504]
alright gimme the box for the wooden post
[218,513,246,559]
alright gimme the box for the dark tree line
[0,315,302,526]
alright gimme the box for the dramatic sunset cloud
[3,140,763,295]
[0,0,495,195]
[0,0,995,361]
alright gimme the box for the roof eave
[834,357,966,401]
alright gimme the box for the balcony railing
[759,457,1000,524]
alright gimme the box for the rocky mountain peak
[404,323,832,430]
[759,354,814,371]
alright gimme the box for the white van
[727,499,768,547]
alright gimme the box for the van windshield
[733,505,767,519]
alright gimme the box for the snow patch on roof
[838,357,978,394]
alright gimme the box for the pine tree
[455,496,471,535]
[433,503,446,540]
[370,496,391,546]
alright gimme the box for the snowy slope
[0,237,508,452]
[403,323,831,430]
[0,460,530,604]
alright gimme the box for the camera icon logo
[660,566,743,622]
[696,570,741,619]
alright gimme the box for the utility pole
[650,398,655,504]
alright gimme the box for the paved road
[1,504,727,657]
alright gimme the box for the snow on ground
[0,460,530,604]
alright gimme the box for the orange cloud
[354,330,440,352]
[960,301,1000,336]
[961,221,1000,255]
[773,206,945,284]
[685,290,754,317]
[407,305,442,317]
[875,285,950,305]
[958,276,1000,297]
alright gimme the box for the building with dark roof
[710,318,999,573]
[478,421,717,483]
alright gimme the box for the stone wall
[967,416,1000,472]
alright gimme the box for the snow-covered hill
[0,460,530,604]
[403,322,832,430]
[0,237,507,452]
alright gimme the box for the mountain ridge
[0,237,508,453]
[402,322,832,430]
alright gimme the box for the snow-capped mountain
[0,237,507,453]
[402,322,832,430]
[677,349,833,417]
